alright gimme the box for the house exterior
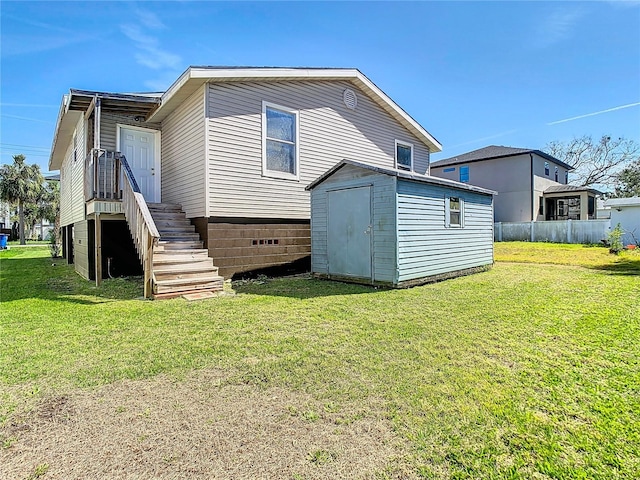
[307,160,495,286]
[49,67,442,297]
[430,145,600,223]
[604,197,640,245]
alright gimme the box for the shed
[604,197,640,245]
[306,160,496,287]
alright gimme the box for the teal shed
[306,160,496,287]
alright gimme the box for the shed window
[262,102,299,179]
[459,166,469,183]
[544,162,550,176]
[446,196,463,227]
[395,141,413,171]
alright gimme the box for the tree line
[0,154,60,251]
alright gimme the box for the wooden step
[153,275,224,294]
[157,225,196,234]
[153,258,215,270]
[154,264,219,279]
[159,233,201,241]
[157,240,204,251]
[147,202,183,212]
[153,252,210,265]
[153,218,192,228]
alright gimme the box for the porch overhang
[49,90,161,171]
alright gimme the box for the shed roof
[604,197,640,208]
[306,159,496,196]
[431,145,574,171]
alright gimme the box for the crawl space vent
[343,89,357,110]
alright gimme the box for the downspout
[530,153,535,221]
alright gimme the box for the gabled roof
[431,145,574,171]
[544,184,602,195]
[306,159,496,196]
[146,66,442,153]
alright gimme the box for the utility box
[306,160,496,287]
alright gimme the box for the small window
[544,162,550,176]
[565,171,568,184]
[555,166,559,182]
[395,141,413,171]
[459,166,469,183]
[448,197,462,227]
[263,102,298,179]
[443,167,455,173]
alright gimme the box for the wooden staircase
[148,203,224,299]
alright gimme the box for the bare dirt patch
[1,369,413,479]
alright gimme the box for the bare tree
[546,135,640,188]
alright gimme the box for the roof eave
[147,67,442,153]
[307,159,495,196]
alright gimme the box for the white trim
[446,196,464,228]
[116,123,162,203]
[203,84,211,218]
[261,101,300,181]
[395,140,414,171]
[147,67,442,153]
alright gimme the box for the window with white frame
[395,141,413,171]
[544,161,550,176]
[447,196,463,227]
[263,102,298,178]
[555,166,559,181]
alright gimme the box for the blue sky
[1,1,639,174]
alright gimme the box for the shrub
[607,223,624,254]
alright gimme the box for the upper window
[448,196,462,227]
[565,171,568,184]
[263,102,299,179]
[395,141,413,171]
[555,166,559,182]
[459,166,469,183]
[544,162,550,176]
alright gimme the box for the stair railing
[118,153,160,298]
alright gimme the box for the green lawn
[1,244,639,478]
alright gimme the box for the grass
[1,244,639,478]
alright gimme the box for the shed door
[327,186,372,279]
[119,126,160,203]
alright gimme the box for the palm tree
[38,181,61,256]
[0,154,44,245]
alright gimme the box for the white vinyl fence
[495,220,611,244]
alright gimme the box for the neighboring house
[49,66,442,297]
[307,160,495,287]
[604,197,640,245]
[430,145,600,223]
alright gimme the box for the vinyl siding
[396,180,494,282]
[207,80,430,219]
[60,115,87,227]
[161,86,206,217]
[74,219,90,280]
[100,112,161,151]
[310,165,397,283]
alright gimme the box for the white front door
[119,126,160,203]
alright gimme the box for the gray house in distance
[430,146,600,223]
